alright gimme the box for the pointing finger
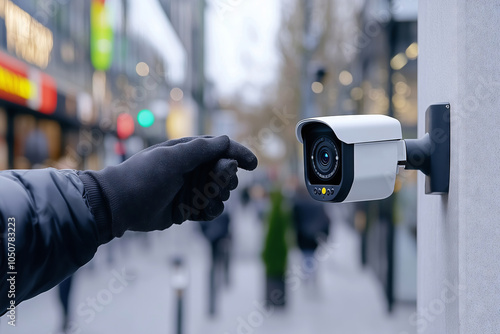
[225,140,258,171]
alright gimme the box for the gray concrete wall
[418,1,500,333]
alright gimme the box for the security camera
[295,104,451,203]
[296,115,405,202]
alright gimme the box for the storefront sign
[91,0,113,71]
[0,51,57,114]
[0,0,54,69]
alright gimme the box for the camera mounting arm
[398,103,451,194]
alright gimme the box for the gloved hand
[78,136,257,244]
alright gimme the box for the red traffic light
[117,113,134,139]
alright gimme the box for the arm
[0,136,257,314]
[0,169,99,313]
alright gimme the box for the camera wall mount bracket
[403,103,451,194]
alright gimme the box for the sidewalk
[1,206,416,334]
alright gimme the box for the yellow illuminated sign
[166,105,195,139]
[0,0,53,69]
[0,65,36,100]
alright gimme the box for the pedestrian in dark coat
[292,186,330,282]
[200,211,231,316]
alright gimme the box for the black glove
[78,136,257,244]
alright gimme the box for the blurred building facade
[0,0,190,171]
[160,0,208,136]
[350,0,418,312]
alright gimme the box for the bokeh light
[136,62,150,76]
[390,53,408,70]
[350,87,363,100]
[339,70,353,86]
[137,109,155,128]
[311,81,324,94]
[406,42,418,59]
[170,87,184,101]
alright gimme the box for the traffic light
[117,113,134,139]
[137,109,155,128]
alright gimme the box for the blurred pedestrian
[199,211,231,316]
[0,136,258,314]
[24,128,49,168]
[292,186,330,284]
[57,276,73,333]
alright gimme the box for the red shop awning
[0,51,57,114]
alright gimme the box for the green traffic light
[137,109,155,128]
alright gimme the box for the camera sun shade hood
[296,115,403,144]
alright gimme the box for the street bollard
[170,256,189,334]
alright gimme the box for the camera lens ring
[311,137,339,180]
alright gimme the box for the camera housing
[296,115,405,203]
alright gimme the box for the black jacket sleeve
[0,168,103,314]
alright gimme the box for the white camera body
[296,115,405,203]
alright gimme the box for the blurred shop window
[52,131,82,170]
[0,108,7,170]
[86,153,101,171]
[13,114,35,169]
[38,120,62,160]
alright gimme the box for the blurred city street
[1,0,499,332]
[1,204,415,334]
[0,0,421,333]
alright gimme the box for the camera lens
[320,150,330,165]
[311,137,339,180]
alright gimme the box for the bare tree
[230,0,364,173]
